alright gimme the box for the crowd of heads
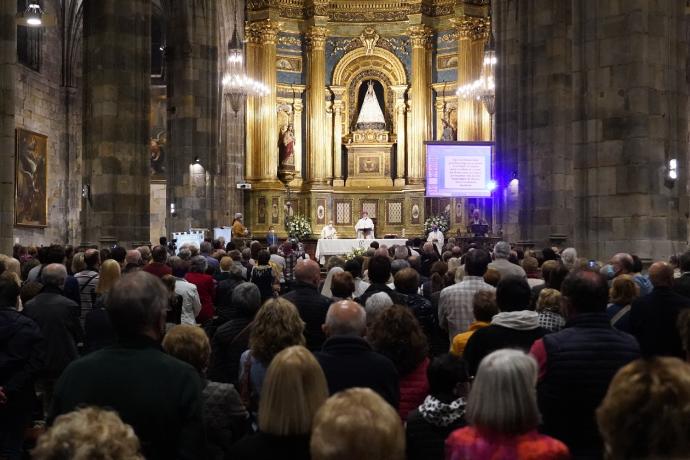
[2,236,690,459]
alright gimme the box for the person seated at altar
[320,221,338,240]
[266,225,279,247]
[355,212,375,240]
[232,213,248,239]
[427,225,445,248]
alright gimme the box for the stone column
[0,3,15,254]
[82,0,151,246]
[391,85,408,186]
[330,86,346,186]
[408,25,431,185]
[305,26,328,185]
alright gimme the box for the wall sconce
[193,156,200,164]
[170,202,176,216]
[665,158,677,189]
[510,170,519,186]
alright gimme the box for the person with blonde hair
[238,298,305,409]
[606,274,639,332]
[536,288,565,332]
[32,407,144,460]
[233,346,328,460]
[95,259,121,296]
[597,357,690,459]
[311,387,405,460]
[163,325,248,458]
[84,258,121,352]
[446,349,569,459]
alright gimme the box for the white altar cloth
[315,238,408,264]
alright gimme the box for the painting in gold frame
[15,128,48,227]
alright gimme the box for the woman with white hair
[320,266,344,298]
[560,247,578,270]
[445,349,569,459]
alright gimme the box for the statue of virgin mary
[355,81,386,130]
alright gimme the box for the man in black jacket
[355,255,403,306]
[281,259,332,351]
[0,273,43,459]
[463,276,545,376]
[673,250,690,299]
[50,272,205,460]
[531,269,640,459]
[316,300,399,408]
[23,263,82,413]
[630,261,690,358]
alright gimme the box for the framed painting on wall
[15,128,47,227]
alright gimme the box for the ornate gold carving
[408,25,432,49]
[353,129,390,144]
[276,55,302,72]
[246,20,282,45]
[277,34,302,47]
[453,16,491,41]
[359,27,380,55]
[305,26,328,51]
[379,36,409,56]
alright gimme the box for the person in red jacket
[368,304,430,420]
[184,256,215,324]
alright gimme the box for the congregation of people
[2,236,690,460]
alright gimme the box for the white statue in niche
[355,81,386,130]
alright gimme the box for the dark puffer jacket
[406,398,466,460]
[537,312,640,459]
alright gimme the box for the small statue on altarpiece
[279,123,295,169]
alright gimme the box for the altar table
[315,238,408,264]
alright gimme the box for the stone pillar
[0,3,15,254]
[166,1,220,232]
[391,85,408,186]
[330,86,346,186]
[305,26,328,185]
[82,0,151,246]
[408,25,431,185]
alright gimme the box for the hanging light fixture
[24,1,44,26]
[222,1,270,115]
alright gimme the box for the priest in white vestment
[355,212,375,239]
[427,225,445,248]
[320,221,338,240]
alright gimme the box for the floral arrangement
[285,214,312,240]
[424,212,450,235]
[345,246,367,261]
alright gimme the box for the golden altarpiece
[243,0,493,238]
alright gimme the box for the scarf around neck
[418,395,466,427]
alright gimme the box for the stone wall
[495,0,688,259]
[14,0,82,246]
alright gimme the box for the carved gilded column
[408,25,431,185]
[325,98,333,182]
[244,25,261,181]
[330,85,346,186]
[306,26,328,185]
[472,23,491,141]
[292,97,304,182]
[391,84,408,186]
[454,16,490,141]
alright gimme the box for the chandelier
[24,1,44,26]
[456,31,496,116]
[222,6,269,114]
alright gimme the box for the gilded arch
[331,47,408,137]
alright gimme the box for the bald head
[294,259,321,287]
[611,253,633,275]
[41,263,67,289]
[126,250,143,265]
[323,300,367,337]
[649,262,674,288]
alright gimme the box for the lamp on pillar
[222,4,269,115]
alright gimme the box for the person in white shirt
[355,212,375,239]
[321,221,338,239]
[427,225,445,248]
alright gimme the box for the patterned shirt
[74,269,99,323]
[538,311,566,333]
[438,276,496,341]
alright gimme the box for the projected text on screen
[426,143,493,197]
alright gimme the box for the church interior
[1,0,689,259]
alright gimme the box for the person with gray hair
[364,291,393,328]
[560,247,578,270]
[208,282,263,385]
[23,263,83,413]
[315,300,400,408]
[394,245,409,260]
[488,241,526,279]
[49,272,205,459]
[445,349,569,458]
[390,259,410,276]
